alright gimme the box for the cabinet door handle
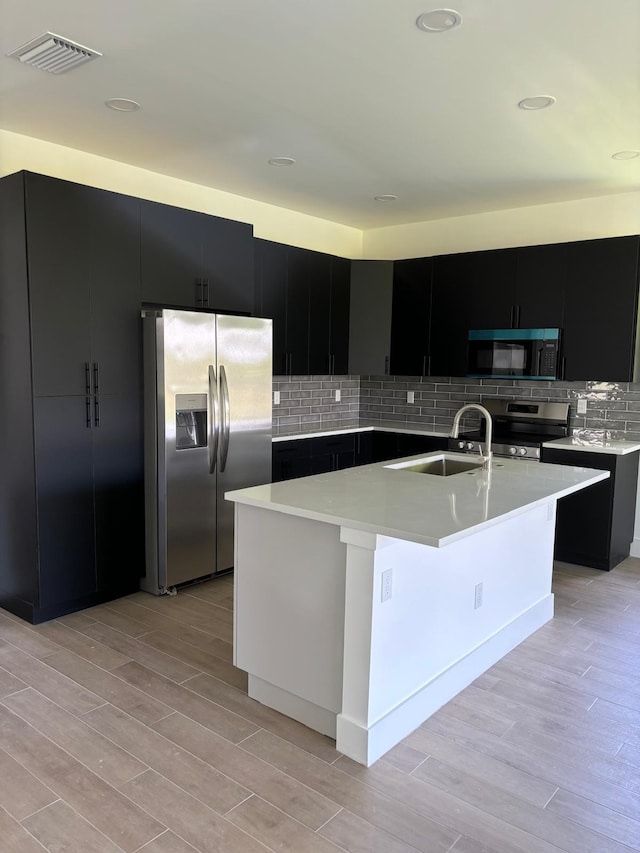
[427,355,432,376]
[384,355,390,375]
[85,362,92,395]
[93,362,99,395]
[195,279,203,307]
[203,280,210,308]
[94,395,100,428]
[85,396,92,429]
[515,305,521,328]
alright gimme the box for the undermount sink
[385,453,484,477]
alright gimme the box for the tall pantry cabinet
[0,171,144,623]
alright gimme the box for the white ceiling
[1,0,639,230]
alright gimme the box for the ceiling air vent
[8,32,102,73]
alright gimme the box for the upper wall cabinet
[348,260,393,376]
[140,198,254,314]
[402,237,640,381]
[254,238,350,375]
[562,236,640,381]
[389,257,433,376]
[430,249,517,377]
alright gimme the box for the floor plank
[0,556,637,853]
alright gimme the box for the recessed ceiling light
[105,98,141,112]
[518,96,556,111]
[416,9,462,32]
[268,157,296,166]
[374,195,398,202]
[612,150,640,160]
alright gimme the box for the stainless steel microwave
[467,328,561,380]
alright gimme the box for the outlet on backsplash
[577,399,587,415]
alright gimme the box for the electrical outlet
[474,582,483,609]
[407,391,415,404]
[273,390,281,405]
[381,568,393,602]
[577,399,587,415]
[335,389,341,402]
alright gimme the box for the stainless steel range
[449,399,570,461]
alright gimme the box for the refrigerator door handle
[208,364,220,474]
[219,364,231,472]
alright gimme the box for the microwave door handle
[535,345,542,376]
[208,365,220,474]
[219,364,231,472]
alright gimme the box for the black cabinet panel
[140,199,204,307]
[562,237,640,381]
[330,257,351,374]
[1,171,145,622]
[308,251,333,375]
[141,198,254,313]
[255,239,288,374]
[273,430,448,482]
[542,447,639,570]
[34,396,96,608]
[201,216,254,314]
[25,175,92,397]
[87,189,142,396]
[93,394,144,594]
[515,243,565,328]
[286,247,312,375]
[255,240,350,376]
[430,254,474,377]
[390,258,432,376]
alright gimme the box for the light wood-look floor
[0,558,639,852]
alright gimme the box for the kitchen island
[225,452,608,766]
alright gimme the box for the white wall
[0,130,363,259]
[362,191,640,260]
[3,129,640,262]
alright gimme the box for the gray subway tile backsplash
[272,374,640,441]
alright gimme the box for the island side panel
[337,501,557,766]
[233,503,346,735]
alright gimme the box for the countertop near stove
[542,436,640,456]
[227,451,609,548]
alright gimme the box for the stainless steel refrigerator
[141,308,272,594]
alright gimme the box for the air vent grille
[8,32,102,73]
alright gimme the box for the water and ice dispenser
[175,394,207,449]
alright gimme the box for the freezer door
[216,314,273,571]
[161,310,218,587]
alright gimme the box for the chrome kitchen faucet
[450,403,493,469]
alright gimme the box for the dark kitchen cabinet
[562,237,640,381]
[349,260,393,376]
[272,430,448,481]
[255,239,288,374]
[140,198,254,314]
[0,171,143,622]
[390,258,432,376]
[255,239,351,376]
[328,257,351,374]
[430,249,517,377]
[514,243,565,329]
[541,446,640,570]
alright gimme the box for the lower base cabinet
[540,447,639,571]
[272,430,448,482]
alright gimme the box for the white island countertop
[227,452,609,548]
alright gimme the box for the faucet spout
[450,403,493,468]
